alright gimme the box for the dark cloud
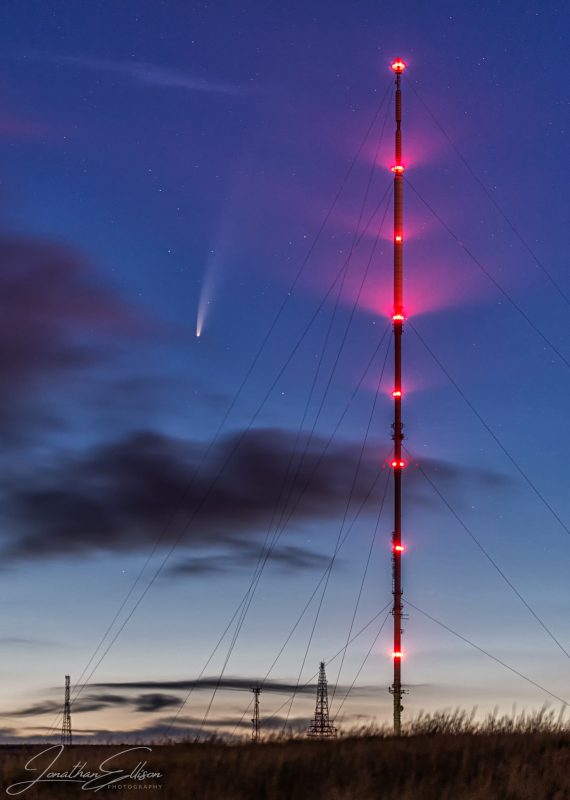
[168,543,324,577]
[21,714,308,742]
[0,236,141,379]
[134,693,181,714]
[5,700,61,718]
[2,427,378,562]
[2,677,430,726]
[3,709,315,742]
[1,425,516,564]
[5,694,128,718]
[92,676,330,695]
[2,678,327,722]
[3,691,177,718]
[0,235,147,439]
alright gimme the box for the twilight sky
[0,0,569,741]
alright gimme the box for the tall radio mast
[388,57,407,735]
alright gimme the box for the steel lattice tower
[388,58,408,736]
[251,686,261,743]
[307,661,336,739]
[61,674,72,746]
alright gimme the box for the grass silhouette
[1,708,569,799]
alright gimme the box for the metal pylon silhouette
[62,674,72,746]
[251,686,261,742]
[307,662,336,739]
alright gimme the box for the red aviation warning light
[395,234,403,243]
[392,390,402,398]
[393,544,405,553]
[391,164,405,174]
[392,313,405,323]
[392,651,403,659]
[391,59,406,73]
[391,459,406,469]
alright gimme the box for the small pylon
[61,674,72,746]
[307,662,336,739]
[251,686,261,742]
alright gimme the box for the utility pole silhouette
[388,56,409,736]
[61,674,72,746]
[307,662,336,739]
[251,686,261,742]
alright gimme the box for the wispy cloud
[21,52,251,97]
[0,637,56,647]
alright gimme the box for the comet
[196,267,215,338]
[196,215,234,338]
[195,167,243,338]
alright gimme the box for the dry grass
[1,710,569,799]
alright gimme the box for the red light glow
[391,60,406,73]
[391,460,406,469]
[393,544,405,552]
[392,390,402,398]
[391,164,405,174]
[392,313,405,322]
[392,651,403,659]
[395,235,402,243]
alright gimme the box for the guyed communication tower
[388,57,408,735]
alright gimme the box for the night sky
[0,1,569,741]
